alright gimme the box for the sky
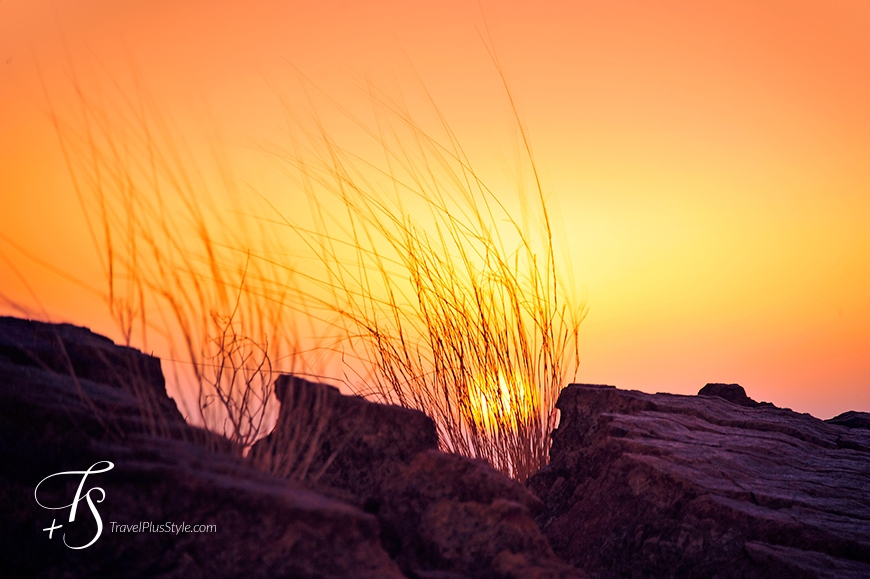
[1,0,868,419]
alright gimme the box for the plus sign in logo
[34,461,114,549]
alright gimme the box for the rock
[0,317,404,579]
[418,499,577,579]
[255,375,587,579]
[0,316,166,393]
[377,450,568,576]
[697,382,769,407]
[527,384,870,579]
[0,315,205,443]
[827,411,870,430]
[251,374,439,496]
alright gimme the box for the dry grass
[46,73,311,455]
[265,75,585,481]
[46,62,584,481]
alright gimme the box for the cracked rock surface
[527,383,870,579]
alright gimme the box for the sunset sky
[1,0,868,419]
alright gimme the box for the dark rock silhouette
[697,382,770,407]
[252,375,439,500]
[0,317,403,579]
[527,383,870,579]
[2,317,584,579]
[253,375,586,579]
[6,316,868,578]
[827,411,870,430]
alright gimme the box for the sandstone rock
[0,317,403,579]
[256,375,587,579]
[0,315,189,441]
[251,374,439,496]
[697,382,765,407]
[377,450,570,576]
[527,384,870,579]
[827,411,870,430]
[419,499,579,579]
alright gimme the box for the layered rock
[253,375,586,579]
[527,383,870,579]
[0,317,403,579]
[827,411,870,430]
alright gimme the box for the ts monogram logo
[34,461,114,549]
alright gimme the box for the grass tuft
[48,63,585,481]
[265,74,586,481]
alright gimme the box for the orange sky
[1,0,868,418]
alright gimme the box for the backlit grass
[48,64,585,481]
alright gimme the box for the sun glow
[467,371,541,434]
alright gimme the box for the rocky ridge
[0,316,404,579]
[251,375,584,579]
[0,316,582,579]
[527,383,870,579]
[2,315,867,578]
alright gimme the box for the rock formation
[0,317,403,579]
[252,375,586,579]
[696,382,771,408]
[827,411,870,431]
[1,316,584,579]
[5,315,868,579]
[527,383,870,579]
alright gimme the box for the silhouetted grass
[48,63,584,481]
[46,74,309,455]
[268,75,585,480]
